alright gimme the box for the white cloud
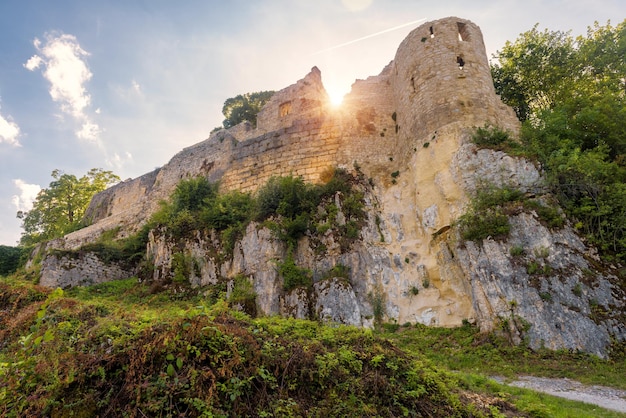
[24,33,101,142]
[76,121,102,142]
[106,151,133,169]
[0,105,21,147]
[11,179,41,213]
[24,55,43,71]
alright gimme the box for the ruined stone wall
[68,16,518,247]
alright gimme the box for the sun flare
[327,88,347,107]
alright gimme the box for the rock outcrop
[38,17,625,357]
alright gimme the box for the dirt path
[492,375,626,413]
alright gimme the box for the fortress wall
[77,17,520,246]
[220,116,342,192]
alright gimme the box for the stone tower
[392,17,518,151]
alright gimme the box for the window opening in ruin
[429,26,434,38]
[457,22,470,41]
[457,56,465,70]
[279,101,292,117]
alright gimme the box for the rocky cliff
[38,17,625,357]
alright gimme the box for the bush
[471,125,521,153]
[229,274,256,315]
[201,190,253,231]
[459,209,511,241]
[277,252,312,291]
[171,177,218,213]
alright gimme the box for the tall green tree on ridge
[491,19,626,262]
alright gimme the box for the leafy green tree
[0,245,24,275]
[490,19,626,261]
[17,169,120,245]
[222,90,275,128]
[491,24,576,121]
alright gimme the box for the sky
[0,0,624,246]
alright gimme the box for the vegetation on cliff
[490,19,626,262]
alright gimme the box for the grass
[380,324,626,416]
[460,373,626,418]
[379,323,626,390]
[2,274,624,416]
[0,276,482,417]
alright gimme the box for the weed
[527,261,541,275]
[276,251,312,291]
[572,283,583,297]
[510,245,525,256]
[368,285,386,324]
[539,292,553,302]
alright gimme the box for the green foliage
[276,251,312,291]
[171,176,218,213]
[256,169,366,251]
[222,90,275,128]
[572,283,583,297]
[171,251,194,283]
[1,276,490,417]
[17,168,120,245]
[492,19,626,262]
[0,246,24,276]
[368,285,386,324]
[228,274,256,315]
[471,124,522,153]
[321,264,350,280]
[458,184,567,242]
[457,185,522,241]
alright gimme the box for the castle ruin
[40,17,625,357]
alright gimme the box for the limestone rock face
[451,213,625,357]
[40,252,135,289]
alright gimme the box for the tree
[491,19,626,262]
[0,245,23,275]
[491,24,576,121]
[17,168,120,245]
[221,91,275,128]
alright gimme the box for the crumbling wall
[62,17,519,251]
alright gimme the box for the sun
[327,89,346,107]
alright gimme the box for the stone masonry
[66,17,518,248]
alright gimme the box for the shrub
[322,264,351,280]
[471,125,521,153]
[510,245,525,256]
[457,185,525,242]
[255,176,316,221]
[368,285,386,324]
[459,208,510,241]
[229,274,256,315]
[277,252,312,291]
[171,177,218,213]
[0,245,26,275]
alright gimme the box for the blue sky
[0,0,624,245]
